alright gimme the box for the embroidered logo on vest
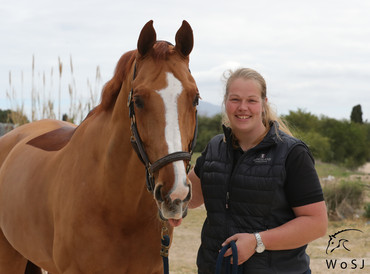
[253,153,271,164]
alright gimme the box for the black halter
[127,63,198,192]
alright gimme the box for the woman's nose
[238,100,248,111]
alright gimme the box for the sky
[1,0,370,122]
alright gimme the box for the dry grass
[309,219,370,273]
[5,55,102,125]
[169,206,206,273]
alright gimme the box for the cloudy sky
[1,0,370,122]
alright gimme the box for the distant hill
[198,101,221,117]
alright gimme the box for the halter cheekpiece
[127,62,198,192]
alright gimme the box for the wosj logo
[325,228,365,270]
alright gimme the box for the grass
[315,160,358,178]
[5,55,102,125]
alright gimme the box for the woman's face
[225,78,266,136]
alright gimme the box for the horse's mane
[99,50,136,111]
[95,41,172,113]
[75,41,175,122]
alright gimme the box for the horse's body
[0,20,198,273]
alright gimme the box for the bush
[295,130,332,162]
[323,180,364,219]
[364,203,370,219]
[284,109,370,169]
[194,114,223,152]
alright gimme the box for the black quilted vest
[196,123,310,274]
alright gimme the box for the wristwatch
[254,232,265,253]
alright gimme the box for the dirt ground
[169,163,370,273]
[358,162,370,174]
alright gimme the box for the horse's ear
[175,20,194,57]
[137,20,157,57]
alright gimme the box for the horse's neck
[74,91,153,213]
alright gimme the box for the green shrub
[323,180,364,219]
[364,203,370,219]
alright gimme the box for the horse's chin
[158,208,187,227]
[157,203,188,225]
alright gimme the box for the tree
[282,109,320,133]
[319,117,369,169]
[194,114,223,152]
[0,109,12,123]
[0,109,29,125]
[350,104,363,124]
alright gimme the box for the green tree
[283,109,369,168]
[0,109,12,123]
[298,130,332,162]
[282,109,320,133]
[319,118,369,169]
[350,104,363,124]
[282,109,330,161]
[0,109,29,125]
[194,114,223,152]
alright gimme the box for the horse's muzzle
[154,184,191,223]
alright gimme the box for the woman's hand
[221,233,256,265]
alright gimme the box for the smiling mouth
[236,115,251,119]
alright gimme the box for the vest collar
[222,121,280,151]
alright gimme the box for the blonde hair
[222,68,292,136]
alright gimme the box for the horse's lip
[157,205,188,221]
[168,218,183,227]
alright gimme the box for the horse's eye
[193,94,200,107]
[134,96,144,109]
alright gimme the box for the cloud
[1,0,370,122]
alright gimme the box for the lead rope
[160,224,170,274]
[215,241,238,274]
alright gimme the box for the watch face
[256,245,265,253]
[254,233,265,253]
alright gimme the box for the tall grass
[6,71,28,125]
[5,55,102,125]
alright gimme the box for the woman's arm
[188,168,204,208]
[261,201,328,250]
[222,201,328,265]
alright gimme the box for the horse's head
[128,21,199,226]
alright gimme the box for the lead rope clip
[160,224,170,274]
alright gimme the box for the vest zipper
[225,191,230,209]
[226,149,254,210]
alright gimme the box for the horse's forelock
[100,50,136,111]
[99,42,174,111]
[152,41,172,60]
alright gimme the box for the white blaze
[156,73,188,201]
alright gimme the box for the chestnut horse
[0,20,199,273]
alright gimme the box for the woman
[188,68,328,273]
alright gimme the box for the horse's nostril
[154,185,164,202]
[173,198,181,206]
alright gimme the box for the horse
[0,20,199,273]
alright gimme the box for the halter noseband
[127,63,198,192]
